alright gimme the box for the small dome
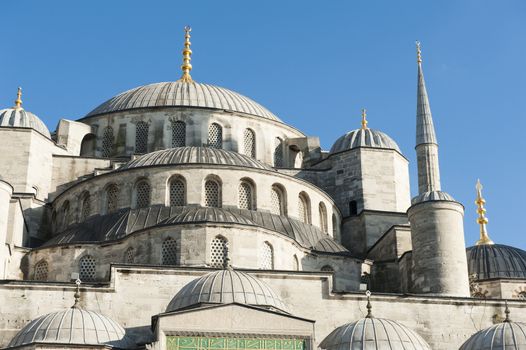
[320,318,431,350]
[121,147,274,171]
[460,321,526,350]
[330,128,400,154]
[466,244,526,280]
[0,107,50,138]
[8,306,134,348]
[85,81,281,121]
[411,190,456,205]
[166,269,288,313]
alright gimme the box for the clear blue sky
[1,1,525,249]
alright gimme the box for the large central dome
[85,81,281,121]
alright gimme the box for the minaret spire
[14,87,23,109]
[179,26,193,83]
[475,179,494,245]
[361,108,368,130]
[415,41,441,194]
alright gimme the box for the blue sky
[1,1,525,249]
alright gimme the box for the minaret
[407,42,470,297]
[415,41,441,194]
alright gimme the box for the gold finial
[179,26,193,83]
[73,278,81,308]
[416,41,422,64]
[14,87,23,109]
[475,179,494,245]
[365,290,373,318]
[361,108,368,130]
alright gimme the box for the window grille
[80,193,91,221]
[106,185,119,213]
[136,181,151,208]
[34,260,48,281]
[293,255,299,271]
[298,194,310,223]
[208,123,222,149]
[270,187,283,215]
[135,121,149,154]
[210,236,228,268]
[204,180,220,208]
[238,182,254,210]
[170,178,185,206]
[171,121,186,148]
[260,242,274,270]
[124,247,135,264]
[319,203,328,233]
[79,255,96,282]
[102,126,114,158]
[321,265,334,272]
[243,129,256,158]
[162,238,178,265]
[273,137,283,167]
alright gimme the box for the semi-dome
[320,317,431,350]
[411,190,456,205]
[459,320,526,350]
[8,306,134,348]
[166,268,288,313]
[85,81,281,121]
[121,147,274,171]
[330,128,400,154]
[466,244,526,280]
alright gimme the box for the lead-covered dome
[8,306,134,348]
[166,268,288,313]
[85,81,281,121]
[0,107,50,138]
[460,320,526,350]
[330,128,400,154]
[320,318,431,350]
[466,244,526,280]
[411,190,456,205]
[121,146,274,171]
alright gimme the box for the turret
[407,42,470,297]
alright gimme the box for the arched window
[321,265,334,272]
[294,150,303,168]
[61,201,70,229]
[208,123,223,149]
[238,181,255,210]
[101,126,114,158]
[349,201,358,216]
[273,137,283,167]
[171,121,186,148]
[270,185,285,216]
[34,260,48,281]
[243,128,256,158]
[124,247,135,264]
[79,255,96,282]
[319,202,328,233]
[169,177,186,207]
[210,236,228,268]
[204,179,221,208]
[135,121,149,154]
[293,255,300,271]
[332,213,338,236]
[80,192,91,221]
[260,242,274,270]
[298,193,311,224]
[135,181,151,208]
[162,238,178,265]
[518,291,526,300]
[106,184,119,213]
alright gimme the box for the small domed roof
[466,244,526,280]
[330,128,400,154]
[121,147,274,171]
[0,107,50,138]
[166,269,288,313]
[8,306,134,348]
[85,81,281,121]
[320,318,431,350]
[411,190,456,205]
[460,321,526,350]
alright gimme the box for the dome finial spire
[475,179,494,246]
[361,108,368,130]
[504,300,511,322]
[179,26,193,83]
[14,87,23,109]
[365,290,373,318]
[73,278,82,308]
[416,41,422,64]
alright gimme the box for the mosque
[0,27,525,350]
